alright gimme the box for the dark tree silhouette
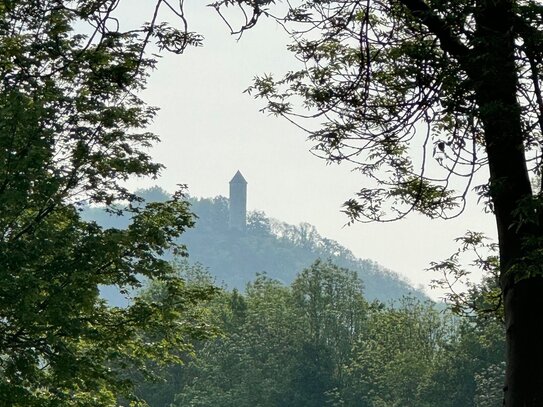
[213,0,543,404]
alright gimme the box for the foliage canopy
[136,261,504,407]
[221,0,542,221]
[0,1,215,405]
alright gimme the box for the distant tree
[174,262,368,407]
[215,0,543,403]
[165,262,500,407]
[342,297,444,406]
[132,261,220,407]
[173,274,302,407]
[291,260,367,375]
[428,236,506,406]
[135,186,172,203]
[475,362,507,407]
[247,210,272,236]
[289,260,368,406]
[189,196,230,232]
[0,1,210,404]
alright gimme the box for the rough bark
[472,1,543,405]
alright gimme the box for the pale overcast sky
[123,1,497,299]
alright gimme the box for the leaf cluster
[223,0,543,223]
[0,1,212,404]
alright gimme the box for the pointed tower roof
[230,170,247,184]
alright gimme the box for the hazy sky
[124,2,497,299]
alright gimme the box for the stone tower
[229,170,247,231]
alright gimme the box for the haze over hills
[84,182,428,303]
[182,195,426,302]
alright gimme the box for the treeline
[184,195,424,302]
[136,260,504,407]
[83,188,425,303]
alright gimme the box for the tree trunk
[504,278,543,406]
[473,1,543,405]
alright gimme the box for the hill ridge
[83,187,428,303]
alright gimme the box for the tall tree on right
[215,0,543,404]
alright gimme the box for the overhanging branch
[397,0,470,61]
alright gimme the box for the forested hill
[84,187,427,303]
[184,197,427,302]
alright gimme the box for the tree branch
[397,0,470,60]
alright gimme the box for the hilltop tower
[229,170,247,231]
